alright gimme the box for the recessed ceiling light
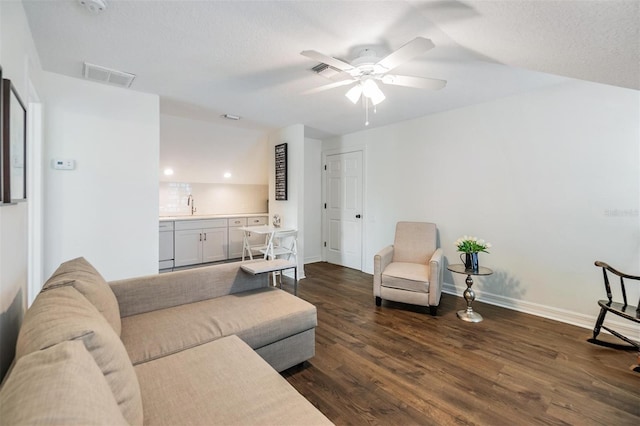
[163,168,174,176]
[223,172,232,179]
[221,114,241,121]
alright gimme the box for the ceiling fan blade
[380,75,446,90]
[376,37,435,72]
[302,79,356,95]
[301,50,354,72]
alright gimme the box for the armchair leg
[375,296,382,306]
[429,305,438,316]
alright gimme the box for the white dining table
[239,225,296,261]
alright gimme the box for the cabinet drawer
[247,216,267,226]
[159,221,174,231]
[228,217,247,227]
[175,218,228,231]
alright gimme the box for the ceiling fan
[301,37,446,108]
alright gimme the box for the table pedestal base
[458,274,483,323]
[457,309,483,323]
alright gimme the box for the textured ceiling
[22,0,640,137]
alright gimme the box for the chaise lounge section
[0,257,331,425]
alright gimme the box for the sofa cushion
[15,286,143,426]
[110,261,269,318]
[121,287,317,365]
[382,262,430,293]
[0,340,128,425]
[134,335,333,426]
[42,257,121,336]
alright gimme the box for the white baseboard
[304,256,323,264]
[442,282,639,339]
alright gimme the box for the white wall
[42,72,160,281]
[268,124,305,276]
[0,0,44,382]
[304,137,322,263]
[160,114,268,184]
[324,79,640,332]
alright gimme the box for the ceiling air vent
[311,63,340,79]
[83,62,136,88]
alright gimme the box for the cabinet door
[159,231,174,262]
[174,229,203,267]
[202,227,228,263]
[228,218,247,259]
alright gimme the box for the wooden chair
[592,261,640,348]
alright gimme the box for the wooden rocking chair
[591,261,640,350]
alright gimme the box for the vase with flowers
[455,236,491,272]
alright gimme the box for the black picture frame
[2,78,27,203]
[275,143,287,201]
[0,67,4,203]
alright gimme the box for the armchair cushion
[382,262,430,293]
[393,222,436,264]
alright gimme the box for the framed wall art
[2,78,27,203]
[274,143,287,201]
[0,67,3,203]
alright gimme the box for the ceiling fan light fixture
[362,79,385,105]
[370,90,385,106]
[345,84,363,104]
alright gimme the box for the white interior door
[325,151,363,269]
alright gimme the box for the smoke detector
[78,0,107,14]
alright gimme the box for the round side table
[447,264,493,323]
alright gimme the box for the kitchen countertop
[160,213,268,222]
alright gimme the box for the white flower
[455,235,493,253]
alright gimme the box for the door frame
[321,145,367,271]
[27,77,43,307]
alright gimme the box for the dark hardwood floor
[280,262,640,426]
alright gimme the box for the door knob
[355,214,361,218]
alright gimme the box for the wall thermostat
[52,159,75,170]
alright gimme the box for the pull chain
[365,96,370,126]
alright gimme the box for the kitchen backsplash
[159,182,268,216]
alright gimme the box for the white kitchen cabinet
[174,219,228,267]
[202,227,228,263]
[228,217,248,259]
[246,216,268,227]
[159,221,174,270]
[174,228,203,267]
[228,216,268,259]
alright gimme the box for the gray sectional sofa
[0,257,332,425]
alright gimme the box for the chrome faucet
[187,194,196,215]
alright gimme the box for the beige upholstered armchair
[374,222,443,315]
